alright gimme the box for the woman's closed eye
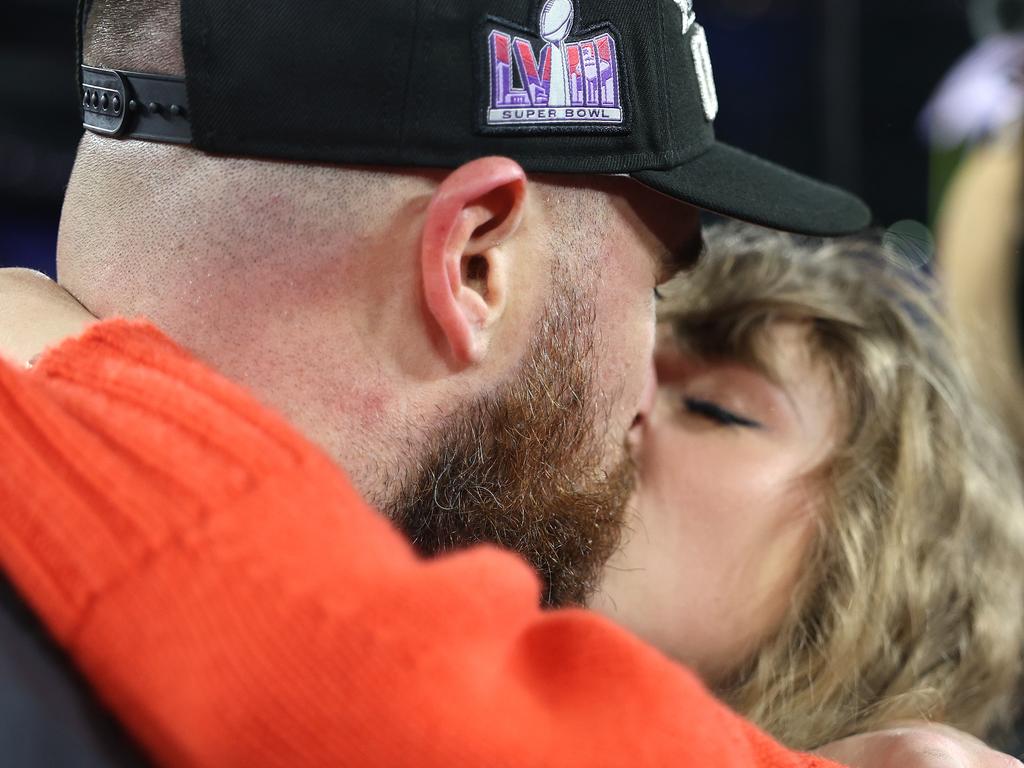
[683,397,764,429]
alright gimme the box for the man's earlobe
[421,157,527,366]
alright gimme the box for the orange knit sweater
[0,319,840,768]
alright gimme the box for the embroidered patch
[484,0,625,130]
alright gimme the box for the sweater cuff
[0,318,351,643]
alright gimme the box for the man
[0,0,1015,766]
[51,0,868,607]
[14,0,865,612]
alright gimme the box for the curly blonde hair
[661,223,1024,750]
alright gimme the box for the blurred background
[1,0,82,276]
[0,0,1013,275]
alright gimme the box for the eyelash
[683,398,763,429]
[654,287,665,301]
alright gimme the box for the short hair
[662,223,1024,749]
[83,0,184,74]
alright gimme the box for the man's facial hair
[384,281,635,607]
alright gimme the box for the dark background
[0,0,974,277]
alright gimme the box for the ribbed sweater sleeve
[0,319,842,768]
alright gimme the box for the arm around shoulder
[0,320,841,768]
[0,269,95,367]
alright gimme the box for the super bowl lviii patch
[482,0,627,132]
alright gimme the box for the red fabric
[0,319,842,768]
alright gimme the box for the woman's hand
[816,722,1022,768]
[0,269,96,366]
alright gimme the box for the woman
[591,223,1024,750]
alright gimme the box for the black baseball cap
[77,0,871,236]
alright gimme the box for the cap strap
[82,66,192,144]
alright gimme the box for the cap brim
[631,142,872,237]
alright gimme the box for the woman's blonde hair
[661,222,1024,750]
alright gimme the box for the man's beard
[383,280,635,607]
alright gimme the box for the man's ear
[421,156,527,366]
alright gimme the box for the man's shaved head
[64,0,687,606]
[84,0,184,74]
